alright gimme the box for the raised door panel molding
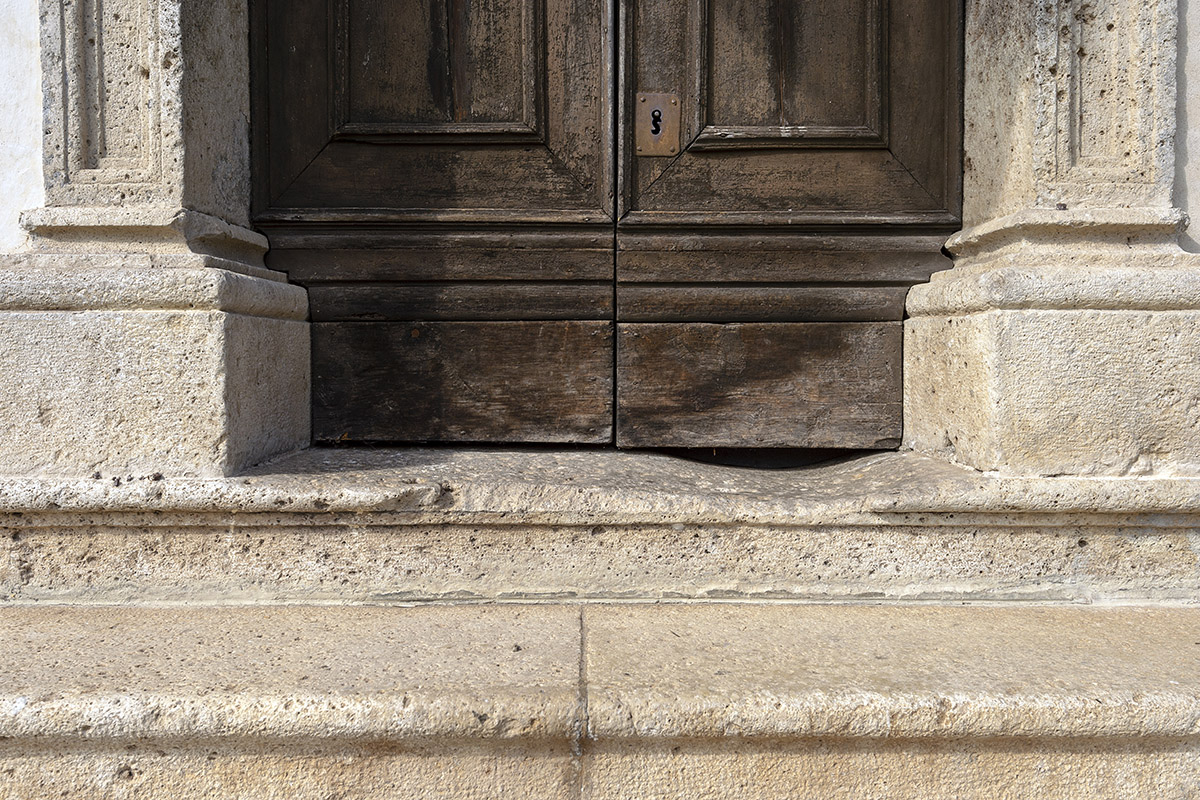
[694,0,887,150]
[331,0,541,141]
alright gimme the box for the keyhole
[651,109,663,136]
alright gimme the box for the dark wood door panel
[617,285,908,323]
[268,234,613,282]
[342,0,533,128]
[273,143,609,218]
[707,0,884,135]
[616,322,902,449]
[254,0,962,447]
[618,0,960,223]
[615,234,950,283]
[313,321,615,443]
[625,150,948,223]
[257,0,613,221]
[309,281,613,321]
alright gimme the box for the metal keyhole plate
[635,92,680,157]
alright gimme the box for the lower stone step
[1,603,1198,798]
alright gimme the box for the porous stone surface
[585,738,1200,800]
[0,263,306,314]
[0,604,582,741]
[905,308,1200,476]
[35,0,254,225]
[2,604,1200,798]
[0,309,309,478]
[903,0,1200,478]
[0,740,579,800]
[963,0,1175,222]
[583,605,1200,739]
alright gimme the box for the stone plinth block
[0,269,310,477]
[905,308,1200,476]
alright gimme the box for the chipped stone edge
[2,689,1199,745]
[905,261,1200,316]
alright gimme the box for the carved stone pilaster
[904,0,1200,476]
[0,0,310,478]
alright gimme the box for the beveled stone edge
[0,691,581,744]
[3,689,1197,745]
[585,689,1200,741]
[945,208,1187,256]
[21,208,269,255]
[905,260,1200,316]
[3,605,1200,744]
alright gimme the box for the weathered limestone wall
[0,0,43,251]
[1178,0,1200,250]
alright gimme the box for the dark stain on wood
[617,323,903,449]
[314,321,614,443]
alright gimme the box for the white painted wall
[0,0,42,252]
[1179,0,1200,250]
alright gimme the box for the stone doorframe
[0,0,1195,479]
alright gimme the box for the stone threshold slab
[6,449,1200,604]
[2,604,1200,744]
[2,448,1200,524]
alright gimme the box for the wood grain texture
[616,322,902,448]
[260,0,611,218]
[620,0,958,224]
[310,282,612,320]
[616,234,950,283]
[313,321,614,443]
[708,0,881,130]
[269,241,613,282]
[253,0,962,447]
[617,285,907,322]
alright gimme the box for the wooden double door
[253,0,961,447]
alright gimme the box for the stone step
[2,603,1199,798]
[4,448,1200,604]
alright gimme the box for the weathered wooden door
[254,0,960,447]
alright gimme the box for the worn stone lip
[2,689,1199,744]
[584,689,1200,741]
[4,605,1200,744]
[1,449,1200,521]
[0,691,581,744]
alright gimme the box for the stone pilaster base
[905,309,1200,476]
[904,213,1200,476]
[0,263,309,477]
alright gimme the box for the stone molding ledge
[906,259,1200,316]
[0,263,307,319]
[5,603,1199,797]
[21,208,271,265]
[945,209,1187,257]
